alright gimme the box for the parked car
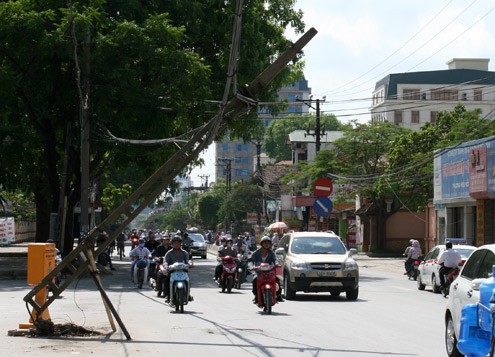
[417,243,476,293]
[188,232,207,259]
[275,231,359,301]
[444,244,495,357]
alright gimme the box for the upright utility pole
[297,97,326,153]
[80,31,91,241]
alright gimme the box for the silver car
[188,233,207,259]
[275,231,359,301]
[444,244,495,357]
[417,244,476,293]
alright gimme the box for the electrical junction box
[27,243,56,285]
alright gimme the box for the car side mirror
[471,278,487,291]
[275,247,285,256]
[349,248,358,256]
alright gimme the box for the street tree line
[0,0,305,255]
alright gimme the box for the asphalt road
[0,251,447,357]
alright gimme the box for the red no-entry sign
[313,178,333,197]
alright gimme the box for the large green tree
[0,0,305,253]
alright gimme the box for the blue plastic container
[458,304,491,357]
[479,265,495,331]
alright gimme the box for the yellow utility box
[27,243,56,285]
[19,243,56,328]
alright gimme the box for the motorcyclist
[250,236,283,303]
[181,231,193,255]
[96,231,116,270]
[153,236,172,297]
[129,238,151,280]
[129,229,140,249]
[403,239,420,275]
[438,241,462,287]
[271,232,280,248]
[236,236,249,259]
[214,237,238,281]
[116,231,126,260]
[145,233,160,252]
[163,235,193,303]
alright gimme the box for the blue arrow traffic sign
[313,196,333,217]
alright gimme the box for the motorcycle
[168,261,191,313]
[441,266,460,298]
[406,258,421,281]
[218,255,237,293]
[133,256,150,289]
[252,263,279,314]
[236,254,248,289]
[150,257,168,295]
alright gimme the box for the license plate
[317,271,336,277]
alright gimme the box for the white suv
[444,244,495,357]
[275,231,359,301]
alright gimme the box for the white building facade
[371,58,495,129]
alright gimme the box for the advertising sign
[0,217,15,245]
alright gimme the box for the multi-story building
[215,77,311,183]
[371,58,495,130]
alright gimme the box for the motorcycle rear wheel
[227,277,233,293]
[137,269,144,289]
[263,290,272,315]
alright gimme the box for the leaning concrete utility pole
[23,25,318,339]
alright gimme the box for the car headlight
[343,259,358,271]
[290,261,310,270]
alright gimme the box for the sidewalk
[0,243,406,280]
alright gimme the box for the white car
[417,244,476,293]
[444,244,495,357]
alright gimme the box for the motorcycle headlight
[343,259,358,271]
[290,261,309,270]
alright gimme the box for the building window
[288,94,295,101]
[236,144,248,151]
[222,144,228,151]
[403,89,420,100]
[411,111,420,124]
[430,111,438,123]
[431,89,458,101]
[235,156,248,164]
[394,111,403,125]
[474,90,482,101]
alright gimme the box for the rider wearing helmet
[163,235,192,302]
[250,236,283,303]
[403,239,415,275]
[214,236,238,281]
[129,238,152,281]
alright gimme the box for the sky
[191,0,495,185]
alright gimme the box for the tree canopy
[0,0,306,250]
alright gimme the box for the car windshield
[455,248,475,259]
[189,234,204,242]
[290,237,346,255]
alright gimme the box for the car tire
[284,272,296,300]
[445,313,463,357]
[417,275,426,290]
[432,275,441,294]
[346,287,359,301]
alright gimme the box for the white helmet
[260,236,272,244]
